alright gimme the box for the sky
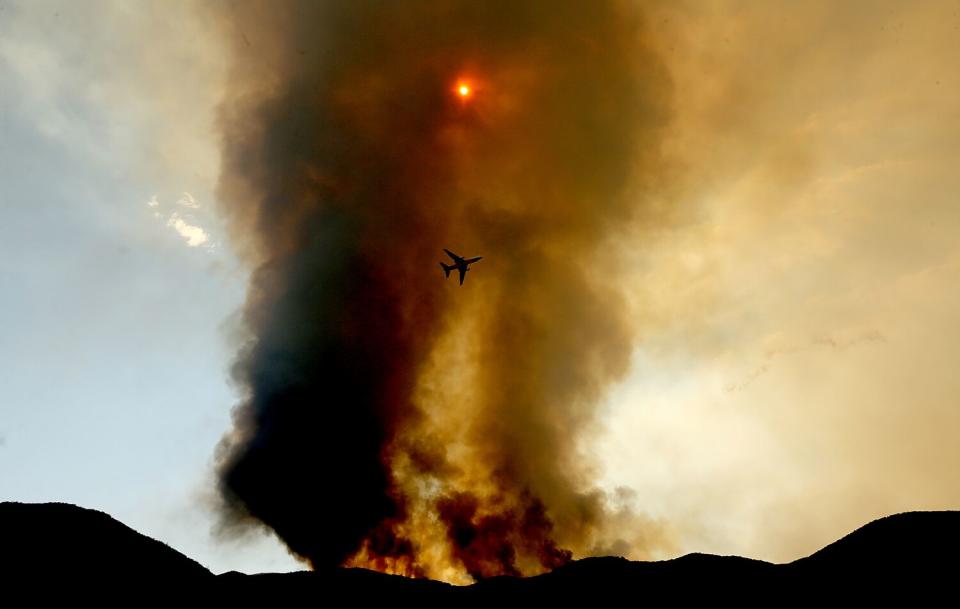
[2,0,960,576]
[0,0,300,572]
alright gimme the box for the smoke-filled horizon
[212,0,674,581]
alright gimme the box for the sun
[455,81,472,99]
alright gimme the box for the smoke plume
[213,0,673,581]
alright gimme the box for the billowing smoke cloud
[212,0,673,580]
[592,0,960,566]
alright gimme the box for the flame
[345,301,573,583]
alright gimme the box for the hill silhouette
[0,502,211,583]
[2,501,956,602]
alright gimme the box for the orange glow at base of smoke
[345,544,424,580]
[344,298,576,584]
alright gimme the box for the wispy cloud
[147,194,214,249]
[166,211,210,247]
[177,192,199,208]
[146,194,161,218]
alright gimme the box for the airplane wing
[458,267,467,285]
[465,256,483,264]
[444,248,464,263]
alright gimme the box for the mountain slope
[2,501,957,601]
[0,502,211,583]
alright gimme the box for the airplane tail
[440,262,453,278]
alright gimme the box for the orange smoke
[211,0,675,582]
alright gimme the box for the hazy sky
[0,0,300,572]
[2,0,959,574]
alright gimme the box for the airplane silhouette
[440,248,482,285]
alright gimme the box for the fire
[214,0,670,586]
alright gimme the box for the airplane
[440,248,482,285]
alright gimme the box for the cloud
[211,0,675,581]
[146,194,216,249]
[0,1,227,190]
[177,192,200,209]
[595,0,960,564]
[166,211,210,248]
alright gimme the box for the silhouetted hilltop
[2,501,957,602]
[0,502,211,583]
[217,568,456,602]
[789,511,960,577]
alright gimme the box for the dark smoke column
[212,1,672,577]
